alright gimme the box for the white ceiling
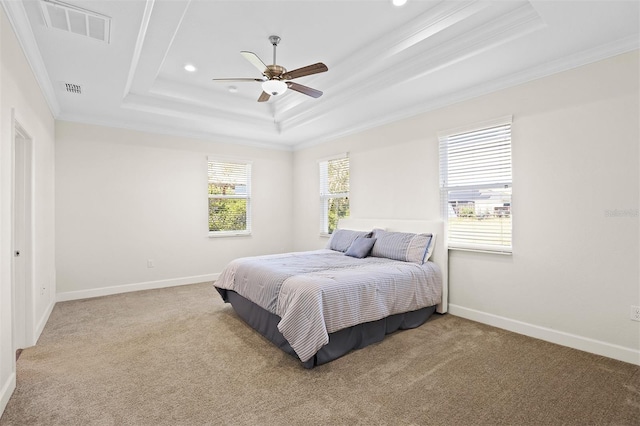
[3,0,639,150]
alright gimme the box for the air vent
[40,0,111,43]
[63,83,82,94]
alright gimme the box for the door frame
[11,112,35,351]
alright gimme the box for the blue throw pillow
[345,237,377,258]
[326,229,372,252]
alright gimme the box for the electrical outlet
[631,305,640,322]
[147,259,155,268]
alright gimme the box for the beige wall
[55,122,293,298]
[293,51,640,363]
[0,6,56,412]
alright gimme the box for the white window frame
[438,116,513,254]
[207,156,252,237]
[319,153,350,236]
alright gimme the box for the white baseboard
[33,298,56,345]
[0,372,16,418]
[448,304,640,366]
[56,274,219,302]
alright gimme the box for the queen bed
[213,218,448,368]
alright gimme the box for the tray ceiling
[3,0,639,150]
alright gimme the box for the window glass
[208,159,251,236]
[439,119,512,252]
[319,155,350,235]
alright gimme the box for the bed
[213,218,448,368]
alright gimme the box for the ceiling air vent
[40,0,111,43]
[63,83,82,94]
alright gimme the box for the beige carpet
[1,282,639,426]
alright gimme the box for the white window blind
[319,154,350,235]
[207,158,251,236]
[439,118,512,253]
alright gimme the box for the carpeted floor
[1,282,639,425]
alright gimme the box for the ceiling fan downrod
[269,35,281,65]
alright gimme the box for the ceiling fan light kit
[213,35,328,102]
[262,79,287,96]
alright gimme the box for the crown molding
[284,1,545,135]
[148,77,275,122]
[122,91,274,131]
[55,112,294,152]
[294,37,639,151]
[275,0,492,129]
[57,35,639,155]
[1,0,61,116]
[5,0,637,154]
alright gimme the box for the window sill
[448,246,512,255]
[208,231,251,238]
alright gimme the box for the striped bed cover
[214,249,442,363]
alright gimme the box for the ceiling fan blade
[284,63,328,80]
[287,82,323,98]
[258,91,271,102]
[211,78,264,82]
[241,51,268,74]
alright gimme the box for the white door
[12,123,33,352]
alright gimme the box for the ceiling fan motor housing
[265,64,287,79]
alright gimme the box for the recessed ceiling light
[392,0,407,6]
[184,64,196,72]
[228,86,238,93]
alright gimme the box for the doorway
[12,117,34,353]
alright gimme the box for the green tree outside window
[208,160,251,234]
[320,156,349,234]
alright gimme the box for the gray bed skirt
[216,288,437,368]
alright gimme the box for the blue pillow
[326,229,372,252]
[345,237,377,258]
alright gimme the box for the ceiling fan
[212,35,328,102]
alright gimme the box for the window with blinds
[319,154,350,235]
[207,158,251,236]
[439,117,512,253]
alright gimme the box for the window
[319,154,350,235]
[207,157,251,236]
[439,117,512,253]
